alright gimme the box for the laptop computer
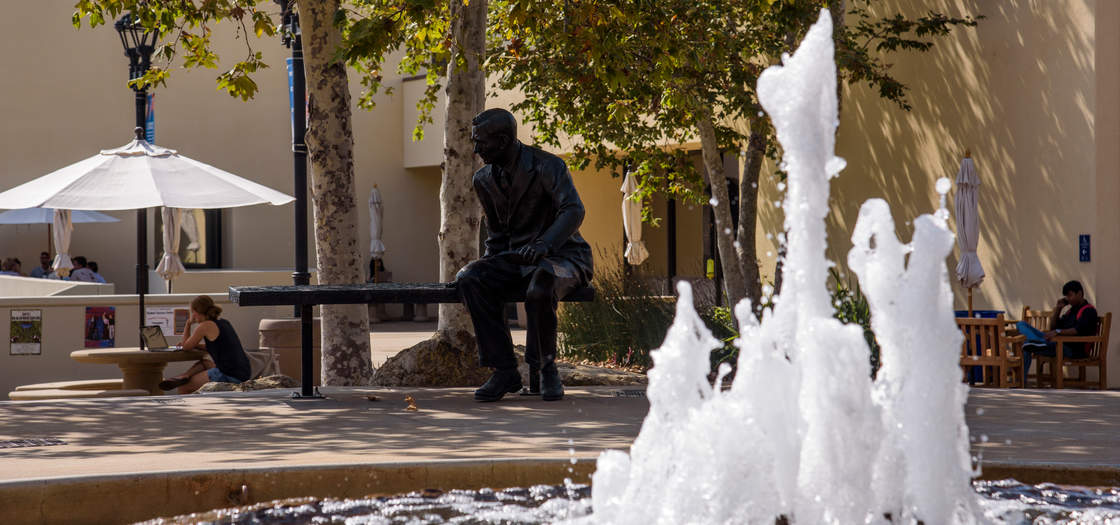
[141,325,175,351]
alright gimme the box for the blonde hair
[190,295,223,321]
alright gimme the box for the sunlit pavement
[0,386,1117,484]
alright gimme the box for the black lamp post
[115,13,157,347]
[276,1,319,398]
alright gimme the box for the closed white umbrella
[0,129,294,347]
[52,209,73,277]
[621,172,649,265]
[369,185,386,260]
[954,153,984,315]
[156,207,185,282]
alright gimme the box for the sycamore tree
[337,0,488,349]
[491,0,979,312]
[73,0,376,384]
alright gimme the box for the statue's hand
[518,242,549,265]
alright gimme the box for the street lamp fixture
[115,13,158,345]
[114,14,158,129]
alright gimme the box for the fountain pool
[141,482,1120,524]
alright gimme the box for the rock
[196,381,237,393]
[196,374,301,393]
[372,330,491,387]
[371,330,647,388]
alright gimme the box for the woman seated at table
[158,295,252,394]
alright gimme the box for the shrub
[829,267,881,378]
[558,255,731,371]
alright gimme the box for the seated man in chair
[454,108,594,402]
[1017,280,1098,377]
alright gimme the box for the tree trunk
[736,118,768,314]
[437,0,487,336]
[697,113,748,308]
[829,0,847,120]
[298,0,373,385]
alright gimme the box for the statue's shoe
[474,369,523,402]
[541,368,564,401]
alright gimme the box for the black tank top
[205,319,251,382]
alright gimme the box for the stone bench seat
[229,282,595,307]
[8,388,149,401]
[14,379,125,391]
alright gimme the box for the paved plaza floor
[0,386,1118,485]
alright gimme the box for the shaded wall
[754,0,1118,383]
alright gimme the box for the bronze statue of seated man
[453,108,594,402]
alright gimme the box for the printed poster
[146,306,175,336]
[10,310,42,355]
[84,306,116,348]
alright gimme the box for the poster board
[84,306,116,348]
[10,310,42,355]
[145,306,190,336]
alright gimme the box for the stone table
[70,348,207,395]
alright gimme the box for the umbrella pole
[968,286,974,317]
[137,208,148,349]
[47,223,52,256]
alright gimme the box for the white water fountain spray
[586,9,978,524]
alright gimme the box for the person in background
[0,258,19,276]
[1017,280,1099,377]
[68,256,98,282]
[158,295,252,394]
[87,261,108,283]
[30,252,51,278]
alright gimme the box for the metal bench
[229,282,595,398]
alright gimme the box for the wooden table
[70,348,207,395]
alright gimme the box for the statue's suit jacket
[472,143,593,282]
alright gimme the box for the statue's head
[471,108,518,165]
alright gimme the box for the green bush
[557,262,880,378]
[557,256,731,370]
[829,267,881,378]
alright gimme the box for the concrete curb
[0,457,597,525]
[978,460,1120,487]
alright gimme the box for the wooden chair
[1039,312,1112,390]
[1011,307,1053,387]
[957,314,1023,388]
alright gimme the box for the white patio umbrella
[0,133,294,210]
[369,185,386,260]
[155,207,185,284]
[954,152,985,315]
[0,207,120,262]
[0,129,294,345]
[621,172,649,265]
